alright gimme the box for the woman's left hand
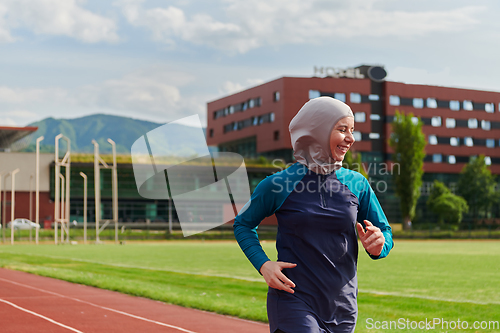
[356,220,385,256]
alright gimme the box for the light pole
[0,171,5,243]
[80,172,87,244]
[10,168,20,245]
[29,174,33,243]
[108,139,118,244]
[35,136,44,245]
[92,139,118,244]
[55,134,71,244]
[2,173,8,244]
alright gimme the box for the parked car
[7,218,40,230]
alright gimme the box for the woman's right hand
[259,261,297,294]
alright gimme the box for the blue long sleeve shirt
[234,163,393,333]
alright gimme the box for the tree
[389,110,426,229]
[342,150,368,179]
[427,180,468,225]
[457,155,496,219]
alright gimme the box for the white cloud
[117,0,484,53]
[389,65,500,92]
[0,65,210,125]
[79,75,182,114]
[0,117,18,126]
[0,0,119,43]
[389,66,453,87]
[119,0,245,50]
[218,78,264,95]
[76,66,201,118]
[0,86,69,104]
[0,3,14,42]
[3,110,38,118]
[0,110,38,127]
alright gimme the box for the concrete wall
[0,152,54,191]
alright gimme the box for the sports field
[0,240,499,332]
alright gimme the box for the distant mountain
[24,114,207,155]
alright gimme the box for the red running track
[0,268,269,333]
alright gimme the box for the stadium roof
[0,126,38,151]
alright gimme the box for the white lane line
[359,289,499,305]
[0,277,197,333]
[0,297,84,333]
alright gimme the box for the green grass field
[0,240,499,332]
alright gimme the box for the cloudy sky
[1,0,499,128]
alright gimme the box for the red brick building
[206,65,500,223]
[207,65,500,175]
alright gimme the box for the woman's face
[329,117,355,161]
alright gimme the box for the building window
[252,117,258,126]
[465,137,473,147]
[334,93,346,102]
[433,154,442,163]
[353,131,362,141]
[446,118,456,128]
[485,156,492,166]
[350,93,361,103]
[427,98,437,109]
[369,133,380,139]
[370,114,381,120]
[485,103,494,113]
[270,112,275,122]
[369,94,380,101]
[274,130,280,141]
[450,137,459,146]
[248,99,255,108]
[431,116,441,127]
[448,155,456,164]
[421,182,433,196]
[450,100,460,111]
[413,98,424,109]
[354,112,366,122]
[229,105,235,114]
[463,100,473,111]
[209,129,214,138]
[273,91,280,102]
[428,135,437,145]
[411,117,419,125]
[486,139,495,148]
[481,120,491,130]
[242,101,248,111]
[389,95,400,106]
[468,118,478,129]
[309,90,320,99]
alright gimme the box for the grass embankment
[0,241,499,332]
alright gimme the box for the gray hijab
[289,96,354,175]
